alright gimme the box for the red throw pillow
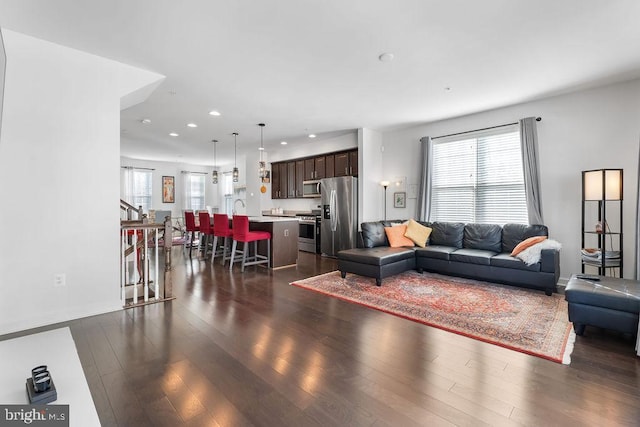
[510,235,547,256]
[385,225,415,248]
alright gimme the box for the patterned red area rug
[292,271,575,364]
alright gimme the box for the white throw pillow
[516,239,562,265]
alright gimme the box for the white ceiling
[2,0,640,166]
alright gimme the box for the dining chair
[198,211,214,258]
[184,211,199,257]
[211,214,233,265]
[229,215,271,272]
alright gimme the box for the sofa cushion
[429,222,465,248]
[338,247,415,266]
[404,219,432,248]
[450,248,496,266]
[510,235,547,256]
[502,223,549,253]
[414,245,457,261]
[463,223,502,253]
[490,253,541,272]
[385,225,415,248]
[361,221,388,248]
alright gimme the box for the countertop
[249,216,300,223]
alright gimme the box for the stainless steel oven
[297,214,321,253]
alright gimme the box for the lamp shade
[583,169,622,201]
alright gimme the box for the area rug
[291,271,575,364]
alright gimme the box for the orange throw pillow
[385,225,415,248]
[510,235,547,256]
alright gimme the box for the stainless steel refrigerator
[321,176,358,257]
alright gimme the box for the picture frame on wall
[261,170,271,183]
[394,192,406,208]
[162,176,175,203]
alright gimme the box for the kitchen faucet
[233,198,246,215]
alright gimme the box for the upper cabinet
[304,155,327,180]
[334,149,358,177]
[272,162,288,199]
[271,148,357,199]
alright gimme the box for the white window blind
[431,125,528,225]
[187,174,206,211]
[122,168,153,213]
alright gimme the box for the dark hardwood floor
[3,249,640,426]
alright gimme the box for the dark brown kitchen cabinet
[334,150,358,177]
[271,162,288,199]
[334,152,349,177]
[304,156,327,180]
[325,154,335,178]
[287,161,296,198]
[348,149,358,176]
[295,160,305,197]
[304,158,315,180]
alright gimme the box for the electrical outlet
[54,273,66,287]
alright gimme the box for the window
[122,168,152,213]
[430,125,528,225]
[185,174,206,211]
[223,172,233,215]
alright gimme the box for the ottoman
[565,275,640,336]
[337,247,416,286]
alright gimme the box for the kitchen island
[248,217,299,269]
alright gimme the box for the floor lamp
[380,181,390,220]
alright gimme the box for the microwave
[302,180,321,198]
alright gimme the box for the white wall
[120,157,218,217]
[359,128,384,223]
[381,79,640,281]
[0,30,160,335]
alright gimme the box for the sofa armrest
[540,248,560,276]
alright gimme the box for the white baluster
[154,226,159,300]
[143,228,149,302]
[132,230,138,304]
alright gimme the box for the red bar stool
[198,211,214,258]
[229,215,271,272]
[211,214,233,265]
[184,211,199,257]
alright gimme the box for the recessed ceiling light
[187,123,197,128]
[141,118,151,124]
[378,52,394,62]
[258,147,265,151]
[169,132,179,137]
[280,141,287,145]
[308,134,316,138]
[208,110,221,116]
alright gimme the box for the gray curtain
[636,141,640,355]
[519,117,544,224]
[417,136,432,221]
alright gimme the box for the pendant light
[258,123,266,180]
[211,139,218,184]
[232,132,239,182]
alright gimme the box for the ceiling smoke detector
[378,52,394,62]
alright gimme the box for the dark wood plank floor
[3,249,640,426]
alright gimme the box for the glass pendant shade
[211,139,218,184]
[232,132,239,183]
[258,123,266,180]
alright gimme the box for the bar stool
[211,214,233,265]
[198,211,214,258]
[184,211,199,257]
[229,215,271,272]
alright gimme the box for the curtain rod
[432,117,541,140]
[181,170,208,175]
[121,166,155,171]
